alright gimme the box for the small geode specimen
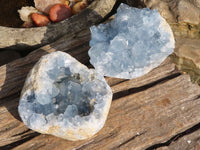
[18,51,112,141]
[89,4,175,79]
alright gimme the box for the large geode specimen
[89,4,175,79]
[18,51,112,141]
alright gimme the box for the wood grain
[159,130,200,150]
[0,54,179,148]
[1,19,200,150]
[151,122,200,150]
[7,74,200,150]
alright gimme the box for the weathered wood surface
[155,123,200,150]
[11,73,200,150]
[1,1,200,149]
[1,24,200,150]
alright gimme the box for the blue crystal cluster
[89,4,175,79]
[18,51,112,140]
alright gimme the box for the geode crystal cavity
[18,51,112,141]
[89,4,175,79]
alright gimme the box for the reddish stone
[31,13,50,27]
[49,4,72,22]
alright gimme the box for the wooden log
[0,26,183,149]
[151,123,200,150]
[6,74,200,150]
[1,22,199,150]
[0,51,21,66]
[0,55,179,148]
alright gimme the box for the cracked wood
[1,24,200,150]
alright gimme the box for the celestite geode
[89,4,175,79]
[18,51,112,141]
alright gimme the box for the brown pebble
[31,13,50,27]
[49,4,72,22]
[72,1,88,15]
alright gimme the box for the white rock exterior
[18,51,112,141]
[89,4,175,79]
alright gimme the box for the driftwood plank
[1,23,200,150]
[1,41,200,150]
[9,74,200,150]
[0,26,183,149]
[156,125,200,150]
[0,56,179,148]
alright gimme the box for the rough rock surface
[89,4,175,79]
[18,51,112,141]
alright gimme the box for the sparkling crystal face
[18,51,112,140]
[24,72,96,118]
[89,4,175,79]
[52,74,94,117]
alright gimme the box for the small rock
[49,4,72,22]
[72,1,88,14]
[34,0,66,14]
[31,13,50,27]
[18,51,112,141]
